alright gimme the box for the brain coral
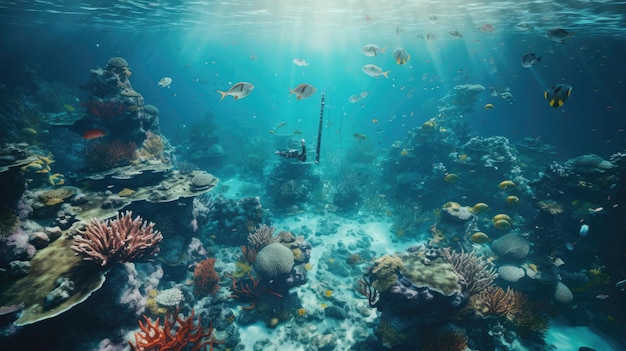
[190,172,217,191]
[107,56,129,68]
[254,243,294,279]
[491,233,530,260]
[401,255,461,296]
[497,264,526,282]
[554,281,573,303]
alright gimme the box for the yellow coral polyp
[472,202,490,213]
[470,232,491,244]
[498,180,516,190]
[422,119,436,129]
[493,219,512,230]
[506,195,520,205]
[118,188,136,197]
[48,173,65,186]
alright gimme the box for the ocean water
[1,1,626,350]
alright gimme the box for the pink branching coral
[71,211,163,267]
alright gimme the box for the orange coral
[472,285,524,319]
[129,309,217,351]
[193,257,220,296]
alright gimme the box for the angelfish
[393,48,411,65]
[544,84,573,108]
[216,82,254,101]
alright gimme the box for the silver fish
[362,64,390,79]
[361,44,385,57]
[217,81,254,101]
[521,53,542,68]
[545,28,572,43]
[289,84,317,100]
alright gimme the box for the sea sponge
[254,243,295,279]
[371,254,404,291]
[442,201,474,222]
[38,187,76,206]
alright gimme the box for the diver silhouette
[274,138,307,162]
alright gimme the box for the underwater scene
[1,1,626,350]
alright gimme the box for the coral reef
[129,309,216,351]
[71,211,163,267]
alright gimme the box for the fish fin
[567,87,572,97]
[544,91,548,99]
[217,90,227,101]
[537,56,542,62]
[234,95,239,101]
[383,71,390,79]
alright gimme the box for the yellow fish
[400,148,409,156]
[484,103,495,110]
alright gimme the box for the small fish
[392,48,411,65]
[157,77,172,88]
[361,44,385,57]
[448,30,463,39]
[359,91,369,98]
[289,84,317,100]
[362,64,390,79]
[400,148,409,156]
[353,133,367,140]
[517,22,534,31]
[480,23,494,32]
[579,224,589,237]
[544,84,573,108]
[545,28,572,43]
[276,121,287,128]
[484,103,495,110]
[595,294,609,300]
[348,95,361,103]
[82,128,107,140]
[588,207,604,213]
[371,118,379,124]
[293,130,302,135]
[293,58,309,67]
[521,53,542,68]
[616,279,626,291]
[565,241,575,251]
[217,81,254,101]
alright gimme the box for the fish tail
[216,90,227,100]
[538,56,543,62]
[383,71,390,79]
[289,88,296,96]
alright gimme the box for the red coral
[82,99,127,120]
[129,309,218,351]
[193,258,220,296]
[227,273,282,310]
[83,140,137,170]
[71,211,162,267]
